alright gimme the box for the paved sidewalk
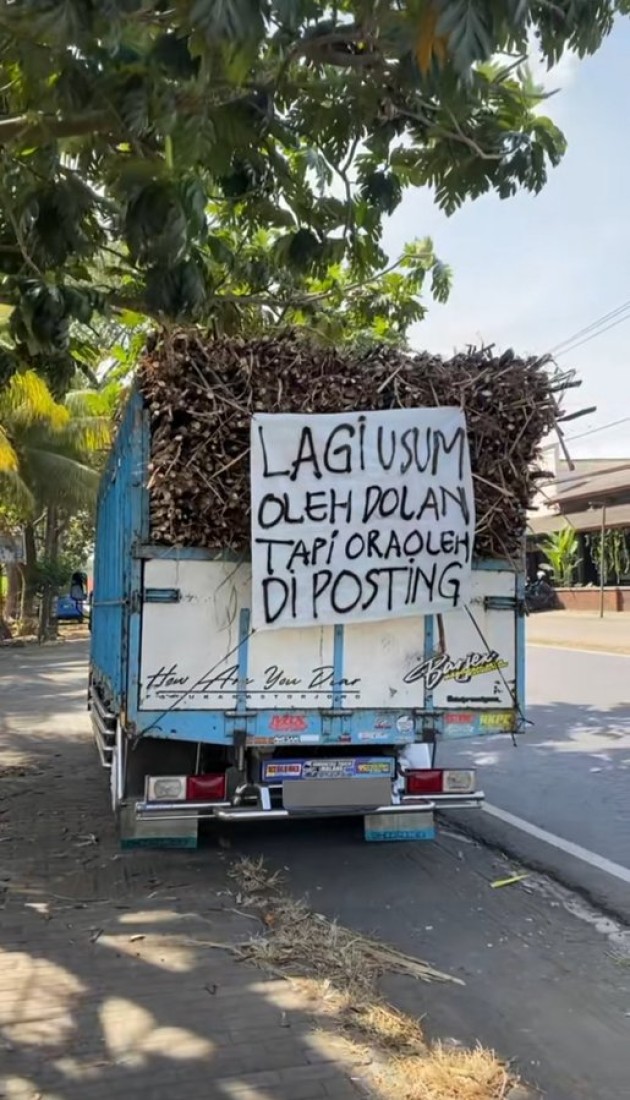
[527,610,630,654]
[1,889,367,1100]
[0,642,367,1100]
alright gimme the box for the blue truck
[89,393,524,848]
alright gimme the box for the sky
[382,16,630,459]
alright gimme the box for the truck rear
[89,335,538,849]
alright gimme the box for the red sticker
[269,714,308,732]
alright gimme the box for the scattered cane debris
[491,874,530,890]
[224,858,516,1100]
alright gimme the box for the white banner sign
[250,407,475,630]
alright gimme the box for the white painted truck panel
[139,558,515,714]
[431,570,516,710]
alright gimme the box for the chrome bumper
[134,791,485,823]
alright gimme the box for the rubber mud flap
[117,802,198,850]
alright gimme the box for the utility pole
[599,501,607,619]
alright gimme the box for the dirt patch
[0,623,89,648]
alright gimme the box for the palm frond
[60,415,111,453]
[0,370,69,430]
[65,382,122,419]
[0,466,35,512]
[64,390,106,416]
[24,449,100,510]
[0,425,18,473]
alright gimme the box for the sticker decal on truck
[269,714,308,732]
[264,762,303,779]
[262,758,395,782]
[403,650,508,691]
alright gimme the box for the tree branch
[0,252,413,325]
[432,127,503,161]
[397,108,503,161]
[0,110,115,146]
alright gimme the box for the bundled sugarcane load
[138,329,567,561]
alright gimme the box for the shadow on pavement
[1,648,373,1100]
[3,642,630,1100]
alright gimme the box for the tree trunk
[38,506,59,643]
[6,562,21,619]
[18,522,39,635]
[0,565,12,641]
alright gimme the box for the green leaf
[435,0,493,72]
[145,258,207,318]
[360,172,403,216]
[430,259,452,303]
[190,0,264,43]
[125,183,189,265]
[250,199,296,229]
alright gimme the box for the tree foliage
[542,525,580,586]
[585,527,630,585]
[0,370,110,514]
[0,0,626,388]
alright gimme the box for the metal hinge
[143,587,182,604]
[484,596,518,611]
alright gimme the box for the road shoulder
[527,611,630,655]
[450,806,630,924]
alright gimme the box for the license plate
[283,776,392,810]
[364,811,436,842]
[262,757,395,782]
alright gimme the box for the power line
[554,310,630,358]
[564,414,630,444]
[549,297,630,355]
[543,298,630,456]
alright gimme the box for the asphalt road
[2,639,630,1100]
[444,644,630,918]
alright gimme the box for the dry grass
[349,999,426,1053]
[382,1045,509,1100]
[229,859,516,1100]
[230,858,460,996]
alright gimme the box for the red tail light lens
[186,774,226,801]
[406,769,443,795]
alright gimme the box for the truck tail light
[443,769,475,794]
[146,776,187,802]
[186,774,226,801]
[406,769,443,794]
[405,769,476,795]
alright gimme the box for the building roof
[528,502,630,536]
[548,463,630,505]
[555,457,630,475]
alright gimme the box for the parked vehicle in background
[54,571,88,623]
[525,567,557,614]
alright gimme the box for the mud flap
[117,803,199,850]
[364,811,436,843]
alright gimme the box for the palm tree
[541,526,580,588]
[0,370,111,633]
